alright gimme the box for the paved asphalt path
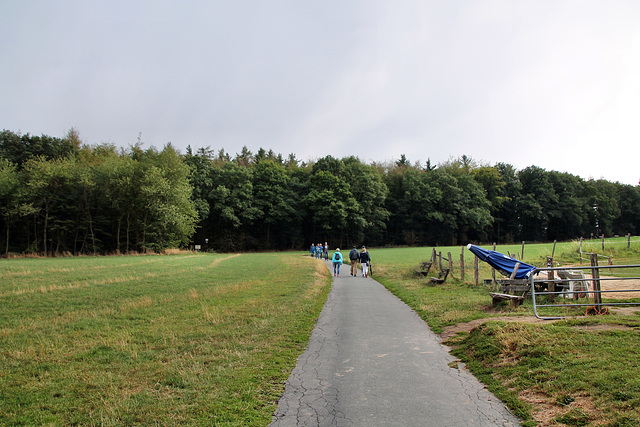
[270,260,521,427]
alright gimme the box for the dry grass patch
[0,252,332,425]
[207,253,241,268]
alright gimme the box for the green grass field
[0,253,331,426]
[2,240,640,426]
[368,240,640,426]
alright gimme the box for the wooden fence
[428,236,637,286]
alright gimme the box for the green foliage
[139,146,198,250]
[3,130,640,253]
[252,160,298,247]
[1,131,199,254]
[0,158,32,255]
[306,170,355,233]
[0,130,77,167]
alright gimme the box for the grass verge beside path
[0,252,331,426]
[370,245,640,427]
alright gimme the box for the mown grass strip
[0,253,331,426]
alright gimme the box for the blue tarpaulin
[467,244,538,279]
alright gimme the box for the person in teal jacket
[332,248,343,277]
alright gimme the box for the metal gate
[531,254,640,320]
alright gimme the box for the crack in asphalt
[270,262,520,426]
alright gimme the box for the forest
[1,128,640,255]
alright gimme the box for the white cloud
[1,0,639,184]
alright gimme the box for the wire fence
[578,234,638,263]
[425,234,640,284]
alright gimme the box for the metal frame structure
[531,262,640,320]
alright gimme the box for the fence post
[438,252,443,271]
[447,252,453,276]
[521,241,525,260]
[474,256,479,286]
[579,237,583,264]
[432,248,436,265]
[602,235,605,252]
[460,247,465,281]
[547,256,555,302]
[590,253,602,311]
[628,233,631,249]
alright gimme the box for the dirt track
[597,276,640,299]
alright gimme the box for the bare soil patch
[518,390,604,427]
[440,276,640,341]
[439,316,556,341]
[598,276,640,300]
[439,276,640,426]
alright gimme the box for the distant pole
[628,233,631,249]
[579,237,583,264]
[521,241,525,260]
[552,240,557,258]
[602,235,605,252]
[460,247,465,281]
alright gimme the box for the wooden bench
[430,268,450,284]
[415,261,433,276]
[489,292,525,308]
[498,284,530,296]
[494,275,531,308]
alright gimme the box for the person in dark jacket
[348,246,360,276]
[359,246,371,278]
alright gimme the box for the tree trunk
[126,212,131,252]
[5,224,9,257]
[43,202,49,256]
[88,211,96,255]
[116,214,122,253]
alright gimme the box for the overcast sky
[2,0,639,185]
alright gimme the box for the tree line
[1,129,639,255]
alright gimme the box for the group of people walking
[309,243,371,278]
[348,246,371,277]
[309,242,329,260]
